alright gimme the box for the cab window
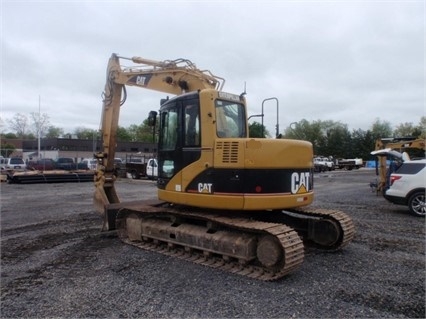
[184,103,200,146]
[159,106,178,151]
[215,100,246,138]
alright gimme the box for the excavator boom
[106,54,224,95]
[94,53,224,216]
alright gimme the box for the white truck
[334,158,363,170]
[125,154,149,179]
[314,156,335,172]
[126,157,172,180]
[146,158,158,179]
[146,158,174,179]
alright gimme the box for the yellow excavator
[93,53,355,281]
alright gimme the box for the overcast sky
[1,0,424,136]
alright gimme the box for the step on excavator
[93,53,355,281]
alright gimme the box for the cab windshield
[215,100,246,138]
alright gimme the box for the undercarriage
[104,200,355,281]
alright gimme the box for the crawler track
[114,202,355,281]
[116,203,305,281]
[253,207,355,251]
[288,208,356,250]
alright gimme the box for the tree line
[1,112,424,161]
[249,117,425,160]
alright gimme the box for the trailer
[4,170,94,184]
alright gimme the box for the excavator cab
[156,90,246,181]
[153,89,316,211]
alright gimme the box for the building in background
[1,137,156,162]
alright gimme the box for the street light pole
[38,95,41,159]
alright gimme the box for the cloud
[1,1,424,135]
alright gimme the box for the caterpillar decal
[291,172,311,194]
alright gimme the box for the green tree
[0,116,5,134]
[283,119,376,159]
[26,133,36,139]
[415,116,426,139]
[127,119,156,142]
[351,129,376,160]
[0,142,15,157]
[116,126,132,141]
[284,119,318,141]
[74,127,97,139]
[248,122,269,138]
[45,126,64,138]
[371,118,393,141]
[30,112,50,138]
[283,119,329,155]
[7,113,29,138]
[2,132,17,139]
[325,124,352,158]
[393,122,417,137]
[391,117,425,139]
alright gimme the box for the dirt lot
[1,169,425,318]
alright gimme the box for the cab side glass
[215,100,246,138]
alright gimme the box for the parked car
[1,157,27,171]
[81,158,98,170]
[27,158,55,171]
[385,158,425,217]
[55,158,88,170]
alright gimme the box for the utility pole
[38,95,41,159]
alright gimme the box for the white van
[81,158,97,170]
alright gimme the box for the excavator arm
[93,53,225,221]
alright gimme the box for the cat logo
[291,172,311,194]
[198,183,213,193]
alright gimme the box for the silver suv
[2,157,27,171]
[385,159,425,217]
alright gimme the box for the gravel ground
[1,169,425,318]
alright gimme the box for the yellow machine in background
[93,53,355,280]
[372,137,425,194]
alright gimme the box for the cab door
[157,93,202,189]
